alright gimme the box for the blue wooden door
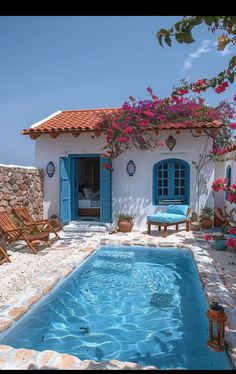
[60,157,71,222]
[70,157,79,220]
[100,156,112,222]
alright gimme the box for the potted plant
[117,213,134,233]
[190,212,201,231]
[203,233,227,251]
[200,206,214,229]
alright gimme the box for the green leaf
[165,35,172,47]
[174,21,183,32]
[228,74,235,84]
[156,32,164,47]
[229,56,236,68]
[183,30,195,44]
[175,32,185,44]
[202,16,218,26]
[192,16,203,26]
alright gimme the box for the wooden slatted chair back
[13,207,34,226]
[0,212,20,242]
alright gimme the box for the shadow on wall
[192,159,214,213]
[113,196,152,230]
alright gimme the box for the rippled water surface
[0,246,232,369]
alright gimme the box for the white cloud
[182,39,212,71]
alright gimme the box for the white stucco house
[22,108,234,230]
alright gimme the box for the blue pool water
[0,246,233,370]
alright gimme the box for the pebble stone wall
[0,164,44,219]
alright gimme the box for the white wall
[214,160,226,210]
[35,130,215,230]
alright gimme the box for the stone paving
[0,224,235,369]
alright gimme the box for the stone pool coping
[0,238,235,370]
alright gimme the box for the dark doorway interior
[77,157,100,219]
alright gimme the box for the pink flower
[111,120,119,129]
[124,127,133,134]
[228,227,236,235]
[212,178,227,192]
[230,123,236,129]
[147,87,153,93]
[177,88,188,96]
[157,141,166,146]
[233,94,236,102]
[195,79,205,85]
[203,234,212,241]
[226,237,236,248]
[228,193,236,204]
[192,87,201,93]
[143,110,154,117]
[117,137,129,144]
[103,162,111,170]
[171,95,179,102]
[215,81,229,94]
[139,121,149,128]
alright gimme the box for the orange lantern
[206,301,228,352]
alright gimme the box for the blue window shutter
[60,157,71,223]
[100,156,112,222]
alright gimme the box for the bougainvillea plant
[212,179,236,204]
[95,87,236,163]
[209,177,236,250]
[203,232,236,251]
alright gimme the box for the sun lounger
[147,205,191,238]
[13,207,61,240]
[0,212,51,254]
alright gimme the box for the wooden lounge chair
[0,212,51,255]
[147,205,192,238]
[13,207,61,240]
[0,237,11,264]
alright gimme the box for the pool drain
[150,292,173,308]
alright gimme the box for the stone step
[63,221,110,233]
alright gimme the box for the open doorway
[77,157,100,221]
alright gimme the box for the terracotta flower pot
[190,222,201,231]
[118,220,133,233]
[201,218,213,229]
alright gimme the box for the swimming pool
[0,246,232,369]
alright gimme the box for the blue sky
[0,16,235,165]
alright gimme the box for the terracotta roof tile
[21,109,223,137]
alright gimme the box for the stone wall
[0,164,44,220]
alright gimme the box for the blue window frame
[226,165,231,200]
[153,159,190,205]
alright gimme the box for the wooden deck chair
[13,207,61,240]
[0,212,51,255]
[0,243,11,265]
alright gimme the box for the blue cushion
[147,213,187,224]
[166,205,189,216]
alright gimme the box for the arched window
[153,159,190,205]
[226,165,231,200]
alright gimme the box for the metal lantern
[165,135,176,151]
[206,301,228,352]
